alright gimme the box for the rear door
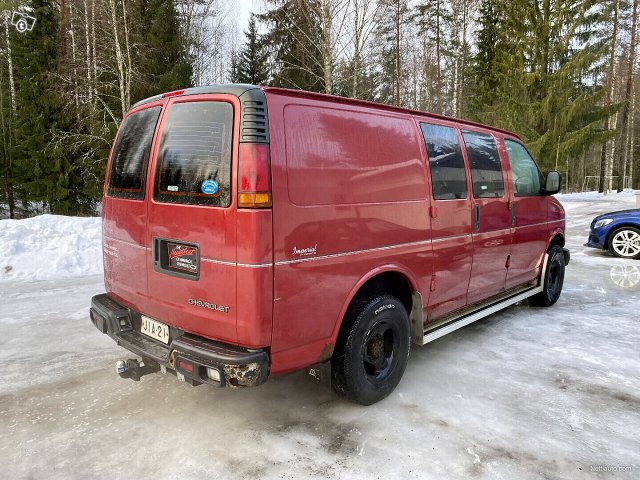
[102,102,162,308]
[144,94,240,344]
[461,130,512,304]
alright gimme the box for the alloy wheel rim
[612,230,640,257]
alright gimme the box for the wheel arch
[547,231,565,251]
[329,265,421,353]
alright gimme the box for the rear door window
[107,106,161,200]
[154,101,233,207]
[461,131,505,198]
[420,123,468,200]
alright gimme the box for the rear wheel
[609,227,640,259]
[331,295,410,405]
[530,245,566,307]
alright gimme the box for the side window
[107,106,161,200]
[504,139,543,196]
[461,130,505,198]
[420,123,468,200]
[154,101,233,207]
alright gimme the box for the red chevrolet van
[90,84,569,404]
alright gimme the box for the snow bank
[0,214,103,283]
[0,191,637,284]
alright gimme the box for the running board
[420,253,549,345]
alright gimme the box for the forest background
[0,0,636,217]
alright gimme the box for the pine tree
[234,15,270,85]
[471,0,614,173]
[467,0,503,122]
[259,0,324,92]
[374,0,409,106]
[11,0,72,214]
[131,0,192,102]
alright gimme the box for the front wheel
[331,295,410,405]
[530,245,566,307]
[609,227,640,259]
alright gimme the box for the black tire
[608,227,640,259]
[530,245,566,307]
[331,295,410,405]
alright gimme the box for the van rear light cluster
[238,143,272,208]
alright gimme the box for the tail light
[238,143,272,208]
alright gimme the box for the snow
[0,193,639,479]
[0,214,103,283]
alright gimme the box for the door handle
[473,205,480,231]
[511,202,516,226]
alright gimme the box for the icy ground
[0,193,638,480]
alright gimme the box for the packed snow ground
[0,193,638,479]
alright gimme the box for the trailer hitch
[116,358,160,381]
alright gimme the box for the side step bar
[420,254,549,345]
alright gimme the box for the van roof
[130,84,521,140]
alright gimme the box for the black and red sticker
[167,242,199,274]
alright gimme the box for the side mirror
[544,171,561,195]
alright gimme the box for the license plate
[140,316,170,344]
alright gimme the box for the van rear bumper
[90,294,269,388]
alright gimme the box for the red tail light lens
[238,143,272,208]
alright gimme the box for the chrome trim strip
[422,285,543,344]
[200,257,272,268]
[275,239,431,266]
[421,253,548,345]
[103,234,148,250]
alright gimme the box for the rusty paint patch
[223,362,262,388]
[317,343,332,363]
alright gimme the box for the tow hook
[116,358,160,381]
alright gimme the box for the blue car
[586,209,640,259]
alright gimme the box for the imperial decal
[292,244,317,257]
[189,298,230,313]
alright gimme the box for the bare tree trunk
[458,0,470,117]
[321,0,334,94]
[69,5,80,112]
[435,0,442,114]
[83,0,92,104]
[122,0,132,110]
[109,0,127,117]
[395,0,401,106]
[91,0,98,101]
[617,0,638,192]
[4,15,16,115]
[631,79,637,187]
[599,0,620,193]
[0,60,15,218]
[627,80,636,187]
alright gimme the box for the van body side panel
[266,92,432,374]
[102,199,149,307]
[235,209,273,348]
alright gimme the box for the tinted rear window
[107,107,161,199]
[155,102,233,207]
[420,123,468,200]
[461,131,505,198]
